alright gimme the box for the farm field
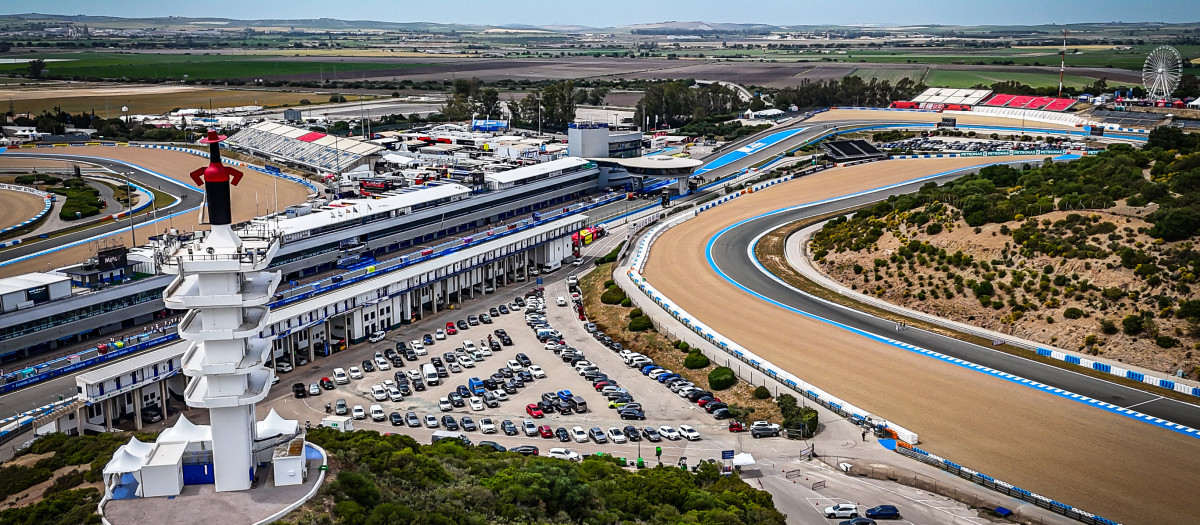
[3,85,362,116]
[847,67,926,84]
[0,52,432,80]
[925,69,1098,89]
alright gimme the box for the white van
[422,363,440,386]
[543,261,561,273]
[332,368,349,385]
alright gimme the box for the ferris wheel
[1142,45,1183,100]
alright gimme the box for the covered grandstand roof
[484,157,592,186]
[228,121,384,173]
[1089,110,1165,129]
[822,140,885,161]
[269,182,471,235]
[912,88,992,106]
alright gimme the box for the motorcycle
[324,403,332,413]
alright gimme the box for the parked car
[291,383,306,398]
[606,427,627,444]
[352,405,366,420]
[570,426,589,443]
[588,427,608,443]
[864,505,901,519]
[501,420,518,436]
[424,414,439,428]
[405,412,421,427]
[678,425,701,441]
[824,503,859,519]
[509,445,540,456]
[479,418,496,434]
[368,331,387,343]
[658,426,680,440]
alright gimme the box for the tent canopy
[103,448,147,475]
[158,414,211,443]
[732,452,756,467]
[122,436,155,459]
[256,408,298,439]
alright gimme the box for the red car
[728,421,747,432]
[698,397,722,407]
[525,403,544,418]
[537,425,553,438]
[445,321,457,335]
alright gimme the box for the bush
[604,280,614,288]
[628,308,643,319]
[1121,314,1144,335]
[1155,335,1179,348]
[14,174,61,185]
[628,315,654,332]
[329,94,347,103]
[1099,318,1118,335]
[677,341,690,352]
[1063,307,1084,319]
[776,394,818,436]
[707,366,736,390]
[620,298,632,307]
[753,386,771,399]
[600,286,626,305]
[683,351,710,369]
[925,222,943,235]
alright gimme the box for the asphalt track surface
[0,152,203,262]
[640,112,1196,524]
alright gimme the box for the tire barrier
[1034,347,1200,399]
[894,446,1119,525]
[0,183,54,240]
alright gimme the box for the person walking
[861,430,868,442]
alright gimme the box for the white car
[374,356,391,371]
[332,367,349,384]
[469,397,484,411]
[556,296,568,307]
[572,361,593,372]
[479,345,492,357]
[424,414,439,428]
[528,365,546,379]
[382,379,395,389]
[678,425,701,441]
[275,362,293,373]
[459,356,476,368]
[649,369,669,380]
[352,405,366,420]
[606,427,627,444]
[479,418,496,434]
[570,426,589,443]
[824,504,859,519]
[544,342,561,352]
[387,387,404,402]
[370,385,387,401]
[547,448,581,461]
[368,331,387,343]
[438,397,452,411]
[506,359,523,371]
[406,369,422,382]
[522,419,538,436]
[658,425,681,440]
[492,389,509,402]
[348,366,364,380]
[462,340,477,352]
[435,329,446,340]
[369,404,385,421]
[410,341,427,355]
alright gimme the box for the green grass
[848,68,926,84]
[924,70,1098,89]
[0,52,431,80]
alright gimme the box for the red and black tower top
[189,130,243,226]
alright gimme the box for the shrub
[777,394,819,436]
[1063,307,1084,319]
[1121,314,1143,335]
[707,366,737,390]
[628,308,643,319]
[678,341,690,352]
[619,298,632,307]
[1099,318,1118,335]
[628,315,653,332]
[925,222,943,235]
[1155,335,1179,348]
[600,286,626,305]
[604,280,615,288]
[753,385,771,399]
[683,351,710,369]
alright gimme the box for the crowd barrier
[0,183,54,239]
[1035,347,1200,399]
[830,106,941,113]
[895,445,1119,525]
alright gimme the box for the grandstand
[968,105,1094,127]
[911,88,993,107]
[227,121,385,173]
[981,94,1077,112]
[1088,110,1166,129]
[822,140,886,162]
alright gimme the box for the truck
[468,377,486,395]
[320,415,354,432]
[422,363,440,386]
[431,430,472,446]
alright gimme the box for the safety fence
[0,183,54,243]
[894,445,1119,525]
[1036,347,1200,399]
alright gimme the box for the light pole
[123,172,136,245]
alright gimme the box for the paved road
[0,152,202,263]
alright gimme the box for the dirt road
[0,146,311,277]
[642,156,1199,525]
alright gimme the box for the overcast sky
[18,1,1197,28]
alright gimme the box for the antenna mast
[1058,29,1068,98]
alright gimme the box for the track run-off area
[639,112,1194,525]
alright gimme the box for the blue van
[468,377,486,395]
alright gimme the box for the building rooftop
[483,157,591,185]
[0,272,69,295]
[262,183,471,235]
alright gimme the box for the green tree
[27,58,45,79]
[683,351,710,369]
[707,367,736,390]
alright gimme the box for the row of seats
[968,106,1094,127]
[982,94,1076,112]
[228,127,366,172]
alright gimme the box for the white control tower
[162,130,283,492]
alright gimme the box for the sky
[15,0,1198,28]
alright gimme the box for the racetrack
[642,156,1199,524]
[0,146,311,277]
[0,188,46,232]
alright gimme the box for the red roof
[297,131,326,142]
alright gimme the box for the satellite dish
[1142,46,1183,100]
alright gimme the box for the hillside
[809,134,1200,378]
